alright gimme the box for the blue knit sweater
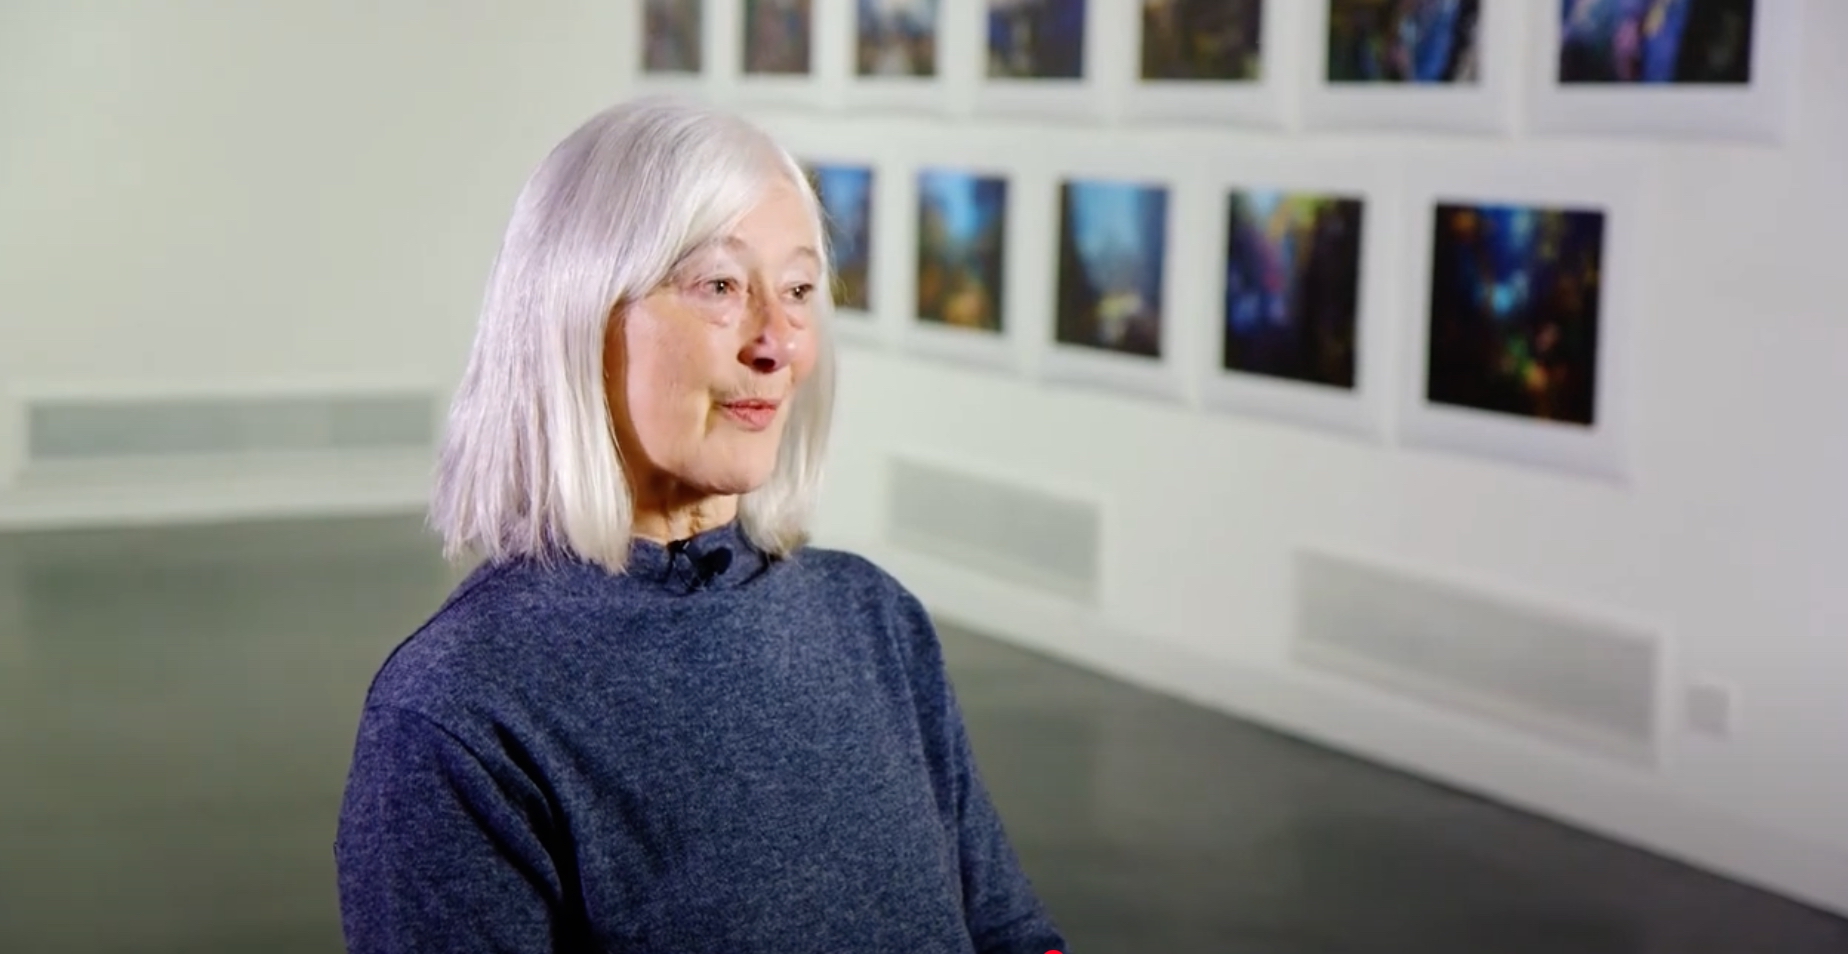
[334,522,1066,953]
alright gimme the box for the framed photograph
[634,0,712,96]
[1301,0,1517,134]
[842,0,950,112]
[1123,0,1286,128]
[732,0,834,107]
[1399,162,1640,480]
[978,0,1104,120]
[1041,178,1181,401]
[743,0,814,75]
[803,160,881,345]
[905,167,1015,370]
[1204,172,1394,440]
[1528,0,1800,142]
[857,0,939,77]
[644,0,706,75]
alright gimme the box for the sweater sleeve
[895,591,1069,954]
[334,703,573,954]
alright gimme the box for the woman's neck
[631,494,738,544]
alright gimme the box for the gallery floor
[0,514,1843,953]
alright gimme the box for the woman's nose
[740,299,796,374]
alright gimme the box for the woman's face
[606,177,823,510]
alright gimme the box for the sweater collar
[625,520,769,595]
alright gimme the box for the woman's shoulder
[782,544,892,584]
[359,559,594,723]
[779,545,924,609]
[777,545,940,649]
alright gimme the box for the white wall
[0,0,632,525]
[1,0,1843,918]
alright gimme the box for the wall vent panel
[1294,551,1660,765]
[25,393,436,463]
[887,457,1101,603]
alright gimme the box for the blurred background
[2,1,1846,951]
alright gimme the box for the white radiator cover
[1293,549,1662,766]
[25,392,435,462]
[885,455,1103,603]
[0,388,440,529]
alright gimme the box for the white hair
[430,96,837,572]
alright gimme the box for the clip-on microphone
[690,547,732,591]
[667,539,732,592]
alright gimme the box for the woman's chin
[691,462,779,499]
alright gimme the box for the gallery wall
[0,0,1842,918]
[639,0,1848,915]
[0,1,632,525]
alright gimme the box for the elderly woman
[332,98,1067,953]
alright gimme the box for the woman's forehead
[702,233,820,263]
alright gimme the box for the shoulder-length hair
[430,96,837,572]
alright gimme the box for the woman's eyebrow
[664,241,736,280]
[710,236,822,268]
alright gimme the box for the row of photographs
[641,0,1800,142]
[800,155,1635,481]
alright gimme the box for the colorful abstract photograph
[744,0,812,75]
[917,170,1007,333]
[1141,0,1262,81]
[859,0,938,77]
[1056,181,1168,358]
[806,164,874,312]
[1223,191,1365,389]
[988,0,1086,79]
[1427,202,1606,425]
[1327,0,1481,83]
[644,0,702,74]
[1558,0,1753,84]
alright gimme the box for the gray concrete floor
[0,514,1843,953]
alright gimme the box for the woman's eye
[705,278,737,296]
[789,283,816,302]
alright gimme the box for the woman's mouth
[718,398,780,431]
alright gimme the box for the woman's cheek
[695,293,743,328]
[791,325,820,380]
